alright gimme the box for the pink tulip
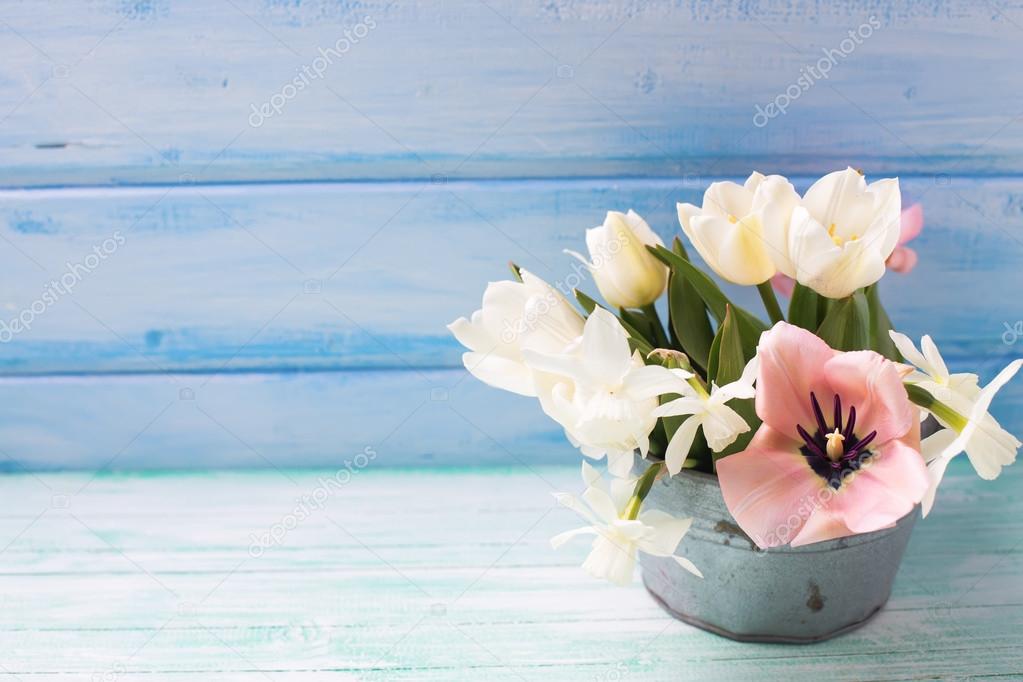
[770,203,924,295]
[887,202,923,274]
[716,323,928,548]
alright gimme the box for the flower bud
[567,210,668,309]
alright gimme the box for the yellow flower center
[727,214,738,224]
[827,223,857,246]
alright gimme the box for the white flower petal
[664,416,702,475]
[622,365,691,400]
[889,330,932,376]
[701,403,750,452]
[583,486,620,525]
[550,526,598,549]
[582,535,638,586]
[581,308,633,386]
[671,555,704,578]
[636,509,693,556]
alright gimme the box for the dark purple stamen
[798,392,877,489]
[797,424,828,460]
[846,430,877,457]
[843,405,857,441]
[809,392,829,435]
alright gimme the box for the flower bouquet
[448,168,1021,641]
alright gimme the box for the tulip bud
[566,210,668,309]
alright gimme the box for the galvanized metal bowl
[639,465,918,643]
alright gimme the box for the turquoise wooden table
[1,461,1022,680]
[2,1,1022,678]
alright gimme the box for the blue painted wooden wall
[1,0,1021,470]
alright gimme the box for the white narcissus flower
[447,269,584,396]
[566,210,668,309]
[889,331,1022,514]
[783,167,902,299]
[551,461,702,586]
[677,172,799,286]
[652,357,759,474]
[523,307,686,477]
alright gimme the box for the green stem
[623,462,664,520]
[756,281,785,325]
[905,383,969,431]
[640,304,672,349]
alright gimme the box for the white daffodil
[551,461,701,586]
[523,308,687,477]
[783,167,902,299]
[890,331,1022,508]
[566,210,668,309]
[652,357,759,475]
[448,269,584,396]
[677,172,799,286]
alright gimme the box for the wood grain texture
[2,0,1023,186]
[1,176,1021,376]
[0,464,1021,680]
[0,368,579,470]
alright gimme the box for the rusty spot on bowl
[714,520,758,551]
[807,582,826,612]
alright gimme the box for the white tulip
[652,357,759,474]
[677,172,799,286]
[890,331,1022,514]
[447,269,583,396]
[566,210,668,309]
[523,308,686,477]
[551,461,701,586]
[782,167,902,299]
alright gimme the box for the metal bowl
[639,464,917,643]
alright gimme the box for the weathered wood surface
[1,176,1020,376]
[2,0,1023,186]
[0,362,1019,471]
[0,463,1021,680]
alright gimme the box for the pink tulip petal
[789,508,855,547]
[821,351,915,444]
[898,203,924,244]
[717,426,828,549]
[771,273,796,298]
[828,429,927,535]
[755,322,837,439]
[886,245,918,273]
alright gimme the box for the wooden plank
[0,466,1020,679]
[0,368,579,470]
[1,176,1021,376]
[0,362,1018,471]
[2,0,1022,186]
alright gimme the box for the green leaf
[714,305,746,385]
[865,284,902,361]
[707,307,761,462]
[816,291,870,351]
[788,282,821,331]
[667,238,714,372]
[706,322,723,381]
[620,307,658,348]
[572,289,654,357]
[508,261,523,282]
[573,288,599,315]
[648,244,767,360]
